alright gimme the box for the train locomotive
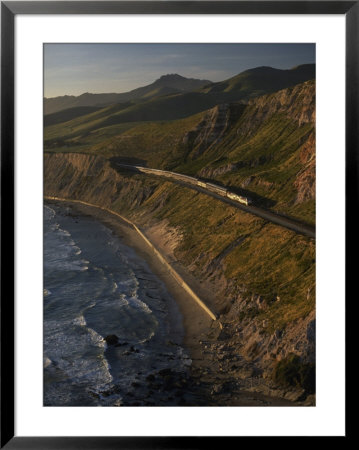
[198,181,251,206]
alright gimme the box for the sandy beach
[45,198,296,406]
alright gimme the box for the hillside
[200,64,315,97]
[44,64,315,132]
[44,106,102,127]
[44,65,316,402]
[45,80,315,225]
[44,74,212,115]
[44,152,315,401]
[178,80,316,224]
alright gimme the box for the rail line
[116,163,315,239]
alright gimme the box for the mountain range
[44,73,212,115]
[44,64,315,121]
[44,63,315,224]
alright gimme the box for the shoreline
[45,198,217,365]
[45,198,297,406]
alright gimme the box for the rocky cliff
[45,79,316,225]
[45,151,315,402]
[179,80,316,222]
[182,103,244,159]
[247,80,315,126]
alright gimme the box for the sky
[44,43,315,98]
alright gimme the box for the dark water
[44,204,191,406]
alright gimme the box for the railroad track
[115,163,316,240]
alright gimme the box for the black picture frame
[1,1,354,447]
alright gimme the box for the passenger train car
[118,164,252,206]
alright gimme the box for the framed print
[1,1,354,446]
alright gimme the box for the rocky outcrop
[182,103,243,159]
[224,294,315,364]
[232,80,314,145]
[44,152,158,211]
[188,81,316,208]
[294,132,316,203]
[198,162,241,178]
[248,80,315,126]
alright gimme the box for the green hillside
[44,106,102,127]
[44,64,315,136]
[45,79,315,225]
[201,64,315,97]
[45,152,315,336]
[44,92,229,143]
[44,73,211,115]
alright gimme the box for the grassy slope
[44,80,315,225]
[182,113,314,224]
[138,180,315,331]
[44,74,211,115]
[48,161,314,332]
[45,119,315,225]
[44,106,102,127]
[44,92,235,144]
[201,64,315,97]
[45,113,205,168]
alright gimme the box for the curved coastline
[45,196,221,326]
[44,196,296,406]
[44,197,218,368]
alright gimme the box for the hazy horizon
[44,43,315,98]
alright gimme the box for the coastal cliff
[45,80,315,223]
[45,151,315,403]
[189,81,316,219]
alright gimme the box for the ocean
[44,203,191,406]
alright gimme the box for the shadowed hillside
[44,106,102,127]
[44,64,314,123]
[44,74,212,115]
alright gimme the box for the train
[118,164,252,206]
[201,181,251,206]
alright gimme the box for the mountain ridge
[44,73,212,115]
[44,64,315,133]
[44,64,314,116]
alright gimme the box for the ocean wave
[43,356,52,368]
[138,330,155,344]
[45,218,86,273]
[129,296,153,315]
[45,259,89,272]
[44,317,112,390]
[73,315,87,327]
[44,205,56,220]
[115,294,129,307]
[44,204,188,406]
[58,227,71,237]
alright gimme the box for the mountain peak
[158,74,185,81]
[153,73,212,91]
